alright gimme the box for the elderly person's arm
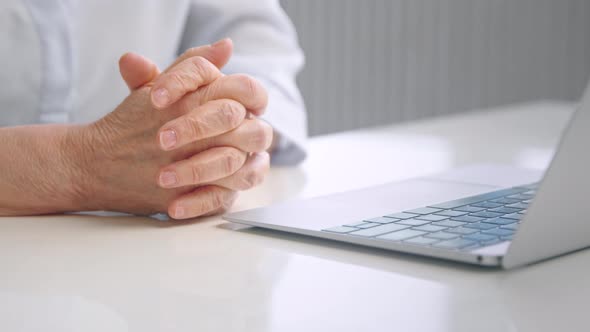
[0,124,88,215]
[0,41,273,218]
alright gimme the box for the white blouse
[0,0,307,164]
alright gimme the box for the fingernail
[175,206,185,219]
[152,88,170,108]
[159,130,177,150]
[159,171,177,188]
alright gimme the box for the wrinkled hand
[71,39,272,219]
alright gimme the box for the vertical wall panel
[281,0,590,135]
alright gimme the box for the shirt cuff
[258,80,308,166]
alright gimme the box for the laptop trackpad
[227,178,501,231]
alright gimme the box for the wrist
[60,124,101,211]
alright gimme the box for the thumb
[118,52,161,91]
[166,38,234,73]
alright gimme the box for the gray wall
[281,0,590,135]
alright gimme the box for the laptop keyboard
[322,183,538,251]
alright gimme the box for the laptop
[224,81,590,269]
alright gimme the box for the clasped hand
[71,39,272,219]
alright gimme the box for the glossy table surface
[1,102,587,332]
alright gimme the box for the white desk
[1,102,586,332]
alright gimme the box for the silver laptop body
[224,82,590,269]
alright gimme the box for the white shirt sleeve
[179,0,308,165]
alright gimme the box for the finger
[186,74,269,116]
[215,119,274,153]
[118,52,161,91]
[151,38,233,109]
[186,118,274,154]
[158,147,247,189]
[151,56,224,109]
[170,38,233,72]
[211,152,270,191]
[168,185,237,219]
[157,99,246,151]
[202,191,239,217]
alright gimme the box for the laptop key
[471,201,503,209]
[481,238,504,246]
[502,213,523,220]
[470,211,504,219]
[384,212,419,219]
[344,221,379,229]
[481,217,516,225]
[491,197,521,204]
[404,236,440,246]
[508,194,534,200]
[365,216,398,224]
[501,223,519,230]
[445,227,478,235]
[414,214,449,222]
[489,206,521,214]
[453,206,486,213]
[463,222,497,230]
[424,231,459,240]
[433,238,477,250]
[396,218,431,227]
[428,187,527,210]
[464,232,498,242]
[432,220,467,228]
[483,228,514,237]
[377,229,426,241]
[349,223,410,237]
[412,224,447,232]
[434,210,468,217]
[404,207,443,215]
[323,226,357,234]
[451,215,484,223]
[506,202,529,209]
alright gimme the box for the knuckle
[189,56,213,81]
[192,85,214,107]
[218,191,237,213]
[209,188,227,210]
[168,70,184,87]
[190,163,202,184]
[238,168,263,190]
[169,71,189,91]
[234,74,266,108]
[235,74,257,97]
[222,149,245,174]
[183,113,207,140]
[249,120,273,151]
[217,100,244,129]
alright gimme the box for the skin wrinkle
[218,100,243,129]
[186,74,268,116]
[0,126,81,214]
[237,156,264,190]
[0,39,272,219]
[211,152,270,191]
[165,99,246,149]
